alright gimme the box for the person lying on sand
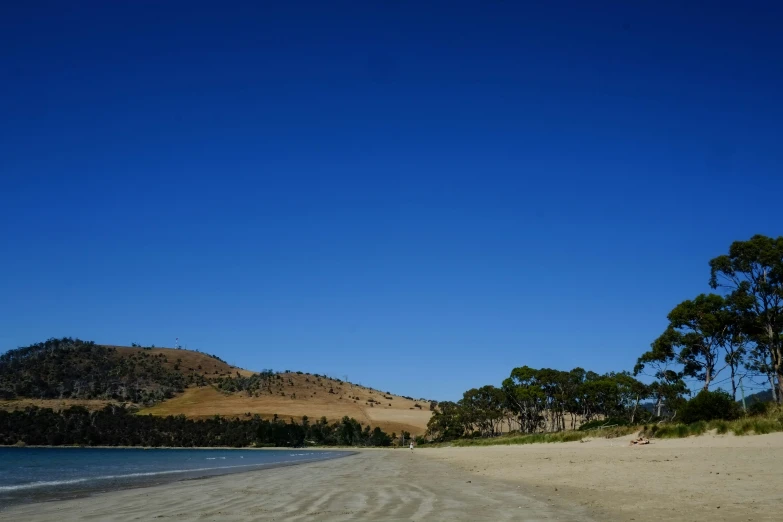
[630,436,650,446]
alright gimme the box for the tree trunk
[774,349,783,404]
[767,324,782,404]
[765,373,777,403]
[730,365,737,401]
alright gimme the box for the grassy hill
[0,339,432,435]
[139,371,433,436]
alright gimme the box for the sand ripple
[0,451,589,521]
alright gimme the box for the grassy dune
[643,415,783,438]
[447,425,638,447]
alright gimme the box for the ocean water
[0,447,347,507]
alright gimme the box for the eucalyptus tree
[721,296,749,400]
[637,294,730,391]
[710,235,783,402]
[459,385,506,436]
[426,401,465,441]
[502,366,545,433]
[634,347,688,419]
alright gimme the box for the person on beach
[410,441,414,452]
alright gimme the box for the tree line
[428,235,782,441]
[0,405,394,448]
[428,368,651,441]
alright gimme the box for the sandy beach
[2,433,781,521]
[1,449,588,521]
[423,432,783,522]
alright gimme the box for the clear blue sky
[1,1,781,400]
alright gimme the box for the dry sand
[3,432,781,521]
[422,432,783,522]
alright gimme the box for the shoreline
[0,451,591,522]
[0,444,407,450]
[0,449,355,510]
[2,433,780,521]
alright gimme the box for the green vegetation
[0,338,286,406]
[427,369,652,441]
[679,390,741,424]
[0,338,199,404]
[428,235,782,444]
[212,370,277,394]
[441,425,640,447]
[0,406,394,447]
[642,410,783,439]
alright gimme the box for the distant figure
[410,442,414,452]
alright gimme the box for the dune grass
[643,408,783,439]
[447,425,639,447]
[451,431,584,447]
[434,408,783,448]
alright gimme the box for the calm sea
[0,447,348,507]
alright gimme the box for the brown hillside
[109,346,255,378]
[0,398,124,413]
[1,346,432,435]
[139,370,433,436]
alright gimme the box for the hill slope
[0,339,432,435]
[140,371,433,436]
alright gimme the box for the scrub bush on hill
[0,338,190,404]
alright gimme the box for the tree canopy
[709,234,783,402]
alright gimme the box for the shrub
[747,401,771,416]
[712,420,730,434]
[680,390,740,424]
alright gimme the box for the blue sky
[1,1,781,400]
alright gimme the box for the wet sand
[0,450,590,521]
